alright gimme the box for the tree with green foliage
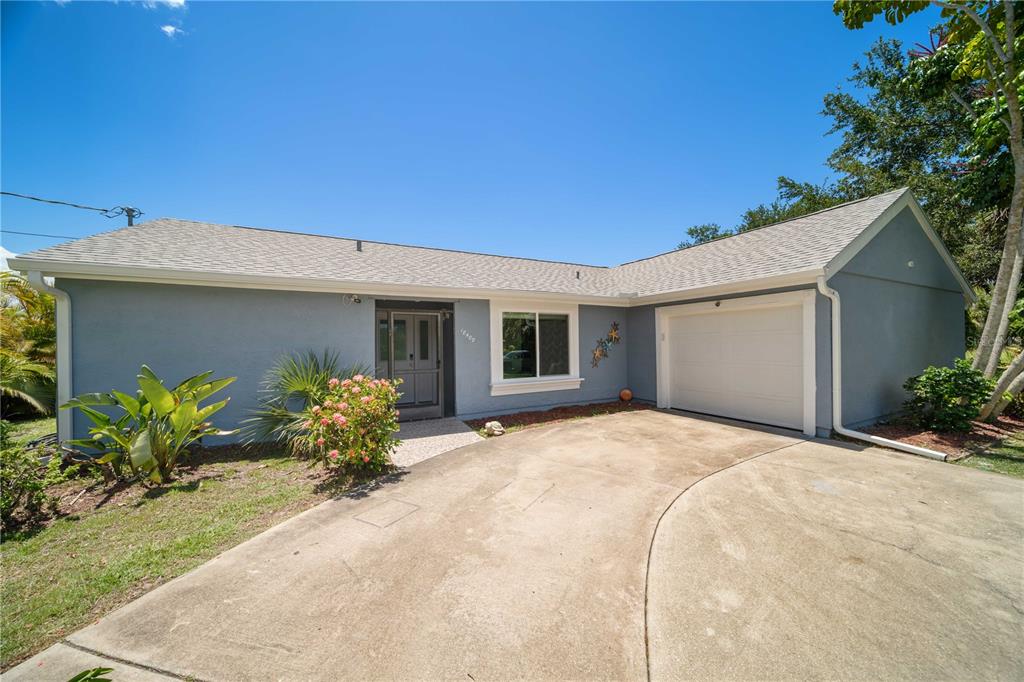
[677,223,729,248]
[0,273,56,416]
[834,0,1023,419]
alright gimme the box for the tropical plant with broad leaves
[62,366,236,484]
[241,350,371,450]
[1,273,56,416]
[0,350,56,416]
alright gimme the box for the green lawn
[956,434,1024,479]
[7,417,56,445]
[0,447,347,670]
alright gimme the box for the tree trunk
[969,0,1024,377]
[980,349,1024,420]
[986,364,1024,420]
[974,174,1023,375]
[983,245,1023,376]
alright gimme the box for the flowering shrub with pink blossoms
[301,374,402,472]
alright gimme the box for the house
[9,188,972,444]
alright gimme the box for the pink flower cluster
[302,372,402,472]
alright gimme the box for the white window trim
[654,289,816,437]
[489,298,583,397]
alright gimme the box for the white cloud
[144,0,186,9]
[160,24,182,37]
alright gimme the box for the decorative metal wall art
[592,321,621,367]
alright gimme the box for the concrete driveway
[11,410,1023,681]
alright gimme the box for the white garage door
[666,302,805,430]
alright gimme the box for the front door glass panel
[376,311,442,419]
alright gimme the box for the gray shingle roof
[11,188,910,300]
[614,188,908,297]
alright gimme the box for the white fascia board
[8,261,824,308]
[624,270,823,306]
[8,258,630,307]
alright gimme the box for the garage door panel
[667,302,805,431]
[719,363,801,399]
[672,331,723,363]
[722,331,802,365]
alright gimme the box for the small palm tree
[0,349,56,415]
[242,350,371,448]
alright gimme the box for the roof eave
[625,269,825,306]
[7,258,632,306]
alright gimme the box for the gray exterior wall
[831,206,966,427]
[625,286,834,435]
[453,300,629,419]
[60,279,376,442]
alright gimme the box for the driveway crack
[60,640,200,681]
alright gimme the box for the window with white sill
[489,301,582,396]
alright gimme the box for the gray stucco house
[9,188,973,444]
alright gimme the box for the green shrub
[62,366,236,484]
[302,374,401,472]
[902,359,994,432]
[0,420,71,530]
[242,350,371,450]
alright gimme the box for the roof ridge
[159,217,612,270]
[614,187,909,268]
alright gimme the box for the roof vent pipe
[576,270,580,279]
[356,240,363,252]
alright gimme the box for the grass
[7,417,56,445]
[956,433,1024,479]
[0,446,351,670]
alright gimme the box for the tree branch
[984,58,1014,133]
[933,0,1010,65]
[947,85,980,121]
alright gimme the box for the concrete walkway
[8,410,1023,680]
[391,417,482,468]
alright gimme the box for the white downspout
[26,272,72,444]
[816,275,948,461]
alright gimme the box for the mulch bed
[465,400,652,434]
[864,414,1024,459]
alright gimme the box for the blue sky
[1,1,938,266]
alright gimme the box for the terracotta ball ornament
[619,388,633,402]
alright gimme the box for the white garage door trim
[655,289,816,436]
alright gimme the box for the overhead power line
[1,191,143,225]
[2,230,77,239]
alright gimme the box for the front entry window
[502,312,569,380]
[502,312,536,378]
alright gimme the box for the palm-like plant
[0,349,56,415]
[242,350,371,448]
[1,273,57,416]
[63,366,236,483]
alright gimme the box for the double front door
[376,311,442,420]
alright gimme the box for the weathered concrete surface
[4,643,174,681]
[59,411,800,681]
[647,438,1024,681]
[9,410,1022,681]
